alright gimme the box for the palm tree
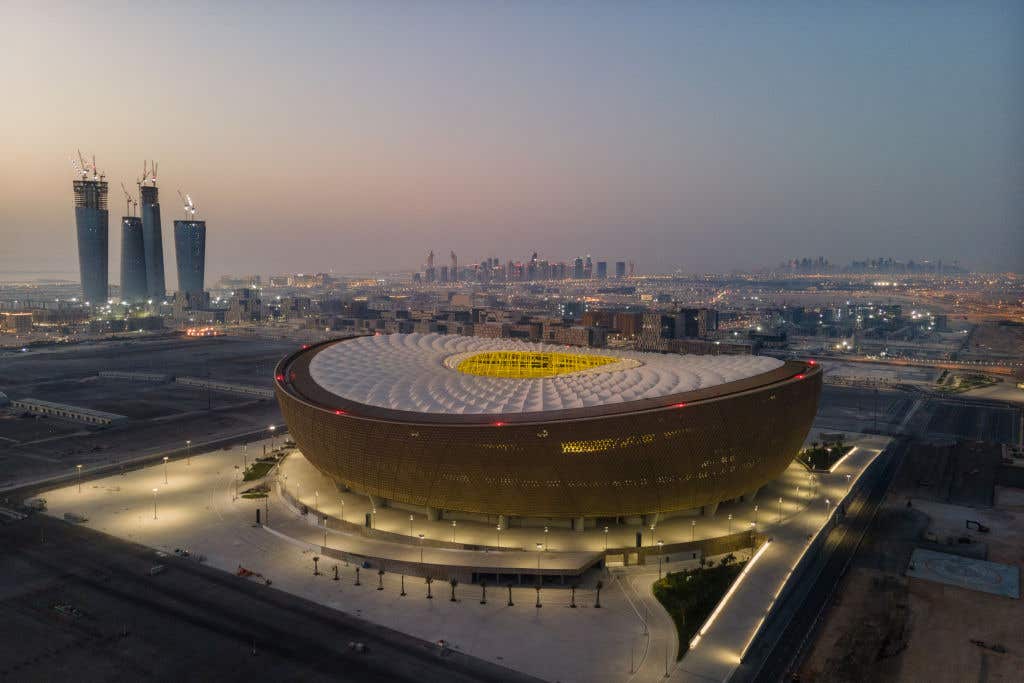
[594,580,603,608]
[506,583,514,606]
[570,583,578,608]
[425,575,433,599]
[354,566,360,585]
[377,568,385,590]
[480,580,487,605]
[449,578,458,602]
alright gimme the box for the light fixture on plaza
[371,507,376,529]
[825,498,831,517]
[451,519,457,543]
[691,519,696,541]
[409,514,414,537]
[543,525,549,551]
[754,504,759,524]
[728,513,733,534]
[76,464,83,494]
[339,497,345,522]
[418,533,425,564]
[314,489,319,510]
[269,424,276,449]
[496,524,502,549]
[152,488,158,520]
[604,525,609,551]
[778,496,783,523]
[536,542,543,572]
[846,473,852,487]
[162,456,169,484]
[186,439,192,465]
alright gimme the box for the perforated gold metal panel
[275,340,822,518]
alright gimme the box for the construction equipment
[965,520,990,533]
[177,189,198,219]
[120,183,138,216]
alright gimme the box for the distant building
[227,288,262,323]
[173,220,207,296]
[73,174,109,304]
[573,257,584,279]
[0,312,33,333]
[139,185,166,299]
[596,261,608,279]
[120,216,148,301]
[615,261,626,278]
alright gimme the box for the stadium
[274,333,822,524]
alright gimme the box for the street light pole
[728,513,733,534]
[76,464,82,494]
[604,525,609,551]
[152,488,158,520]
[535,542,543,608]
[754,504,759,525]
[657,540,664,579]
[409,514,414,537]
[451,520,457,543]
[186,439,191,466]
[691,519,696,541]
[496,524,502,549]
[418,533,425,564]
[778,496,783,523]
[162,456,168,485]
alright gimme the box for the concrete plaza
[37,433,888,682]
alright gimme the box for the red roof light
[275,374,284,382]
[334,409,346,415]
[808,359,817,366]
[672,402,687,408]
[795,374,805,380]
[492,421,505,427]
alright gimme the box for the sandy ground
[798,486,1024,683]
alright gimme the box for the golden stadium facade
[274,334,822,519]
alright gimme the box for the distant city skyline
[2,2,1022,283]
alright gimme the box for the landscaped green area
[935,372,998,394]
[243,461,276,481]
[653,555,746,659]
[798,442,853,471]
[241,491,267,499]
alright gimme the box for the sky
[1,1,1022,285]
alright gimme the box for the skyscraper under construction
[139,163,166,299]
[72,153,109,304]
[174,219,206,296]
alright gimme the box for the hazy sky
[1,1,1022,283]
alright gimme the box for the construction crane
[72,149,102,180]
[177,190,198,219]
[120,183,138,216]
[141,160,158,187]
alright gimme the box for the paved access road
[0,513,541,683]
[733,437,910,683]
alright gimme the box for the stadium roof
[305,333,784,415]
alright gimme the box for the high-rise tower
[72,152,109,304]
[119,184,147,301]
[139,162,166,299]
[173,192,206,296]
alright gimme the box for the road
[733,437,910,683]
[0,513,541,683]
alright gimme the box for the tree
[594,580,603,608]
[425,576,433,599]
[449,577,458,602]
[377,568,385,590]
[480,580,487,605]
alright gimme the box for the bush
[653,560,747,659]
